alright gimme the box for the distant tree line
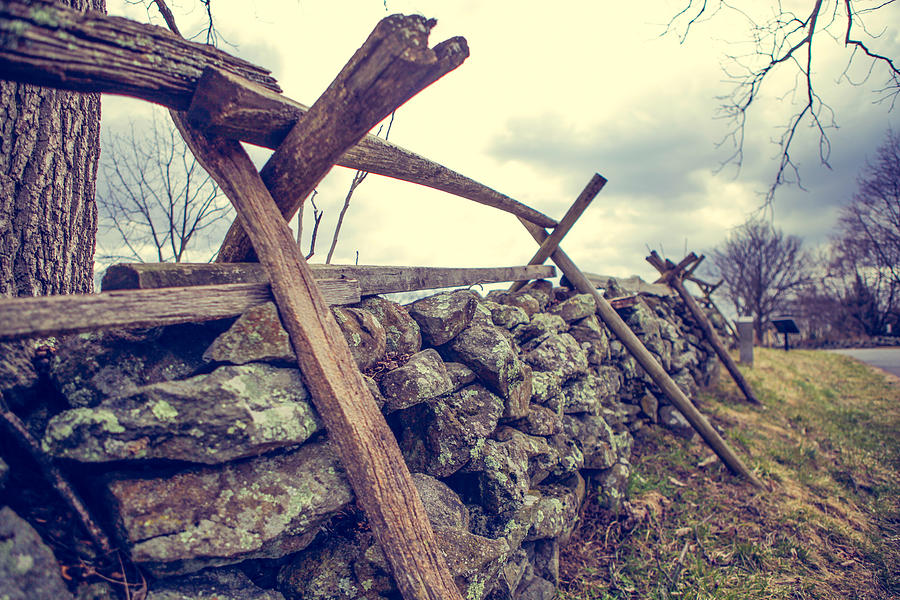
[709,129,900,345]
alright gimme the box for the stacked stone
[0,278,723,600]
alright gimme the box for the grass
[559,348,900,600]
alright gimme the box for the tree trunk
[0,0,105,298]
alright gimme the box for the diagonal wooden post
[648,252,760,405]
[508,173,606,292]
[214,16,469,263]
[518,219,764,489]
[173,15,467,600]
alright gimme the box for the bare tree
[665,1,900,201]
[96,115,233,265]
[710,217,813,341]
[829,128,900,333]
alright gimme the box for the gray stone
[562,414,617,470]
[379,349,453,412]
[411,472,470,531]
[148,568,285,600]
[0,458,8,491]
[517,576,556,600]
[0,340,38,410]
[483,301,530,330]
[436,527,510,600]
[0,506,74,600]
[513,404,562,437]
[445,361,477,391]
[520,280,553,310]
[547,433,584,476]
[531,539,559,586]
[594,462,631,513]
[640,392,659,423]
[512,313,566,345]
[529,371,562,405]
[659,405,697,439]
[493,427,559,487]
[625,301,661,339]
[525,483,580,542]
[549,373,619,415]
[397,383,504,477]
[465,436,531,514]
[355,296,422,355]
[105,441,353,576]
[43,364,321,464]
[447,324,531,416]
[331,307,387,371]
[503,292,540,318]
[278,535,382,600]
[50,324,220,408]
[202,302,294,365]
[672,368,699,397]
[548,293,596,323]
[569,314,610,366]
[407,290,477,346]
[523,333,587,383]
[75,581,118,600]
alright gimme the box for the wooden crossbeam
[189,68,559,230]
[174,14,463,600]
[0,280,359,342]
[522,223,763,488]
[647,251,760,405]
[508,173,606,292]
[101,262,554,294]
[0,0,279,109]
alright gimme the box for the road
[830,347,900,379]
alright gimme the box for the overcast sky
[100,0,900,285]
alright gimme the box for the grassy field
[559,348,900,599]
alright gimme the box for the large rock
[0,506,74,600]
[569,314,610,366]
[512,313,566,345]
[483,300,530,330]
[379,349,453,412]
[464,437,531,514]
[355,296,422,355]
[411,473,470,531]
[523,333,587,383]
[512,404,562,437]
[49,324,222,408]
[547,293,596,323]
[525,483,580,542]
[548,372,619,415]
[561,414,617,470]
[407,290,477,346]
[659,405,696,439]
[396,383,504,477]
[148,568,285,600]
[446,324,532,418]
[43,364,321,464]
[0,340,38,410]
[331,307,386,371]
[105,441,353,576]
[202,302,294,365]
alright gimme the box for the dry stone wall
[0,278,726,600]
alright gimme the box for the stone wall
[0,278,725,600]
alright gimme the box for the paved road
[830,347,900,379]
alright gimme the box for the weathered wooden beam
[215,18,469,263]
[174,14,464,599]
[520,219,764,489]
[0,280,360,342]
[0,0,279,110]
[187,68,559,230]
[101,262,555,295]
[173,128,463,600]
[508,173,606,292]
[648,252,760,405]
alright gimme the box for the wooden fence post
[647,252,760,405]
[519,219,764,489]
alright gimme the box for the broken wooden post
[519,219,764,488]
[648,252,760,405]
[173,14,466,600]
[508,173,606,292]
[215,16,470,263]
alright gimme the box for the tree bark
[0,0,105,297]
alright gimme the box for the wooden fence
[0,3,762,600]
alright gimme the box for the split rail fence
[0,3,763,599]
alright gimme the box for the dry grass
[559,348,900,599]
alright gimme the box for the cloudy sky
[100,0,900,286]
